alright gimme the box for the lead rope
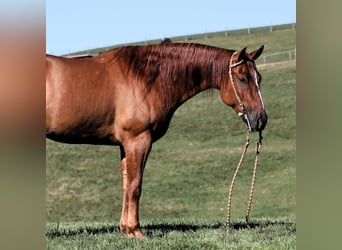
[245,131,263,224]
[226,130,250,232]
[226,130,263,232]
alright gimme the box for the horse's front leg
[120,132,152,238]
[119,146,129,234]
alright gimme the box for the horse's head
[220,46,267,132]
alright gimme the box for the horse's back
[46,54,122,145]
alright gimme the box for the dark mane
[111,43,233,109]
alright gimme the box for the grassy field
[46,218,295,249]
[46,26,296,248]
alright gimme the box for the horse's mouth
[238,112,267,132]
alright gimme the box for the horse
[46,43,267,237]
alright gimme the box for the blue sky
[46,0,296,55]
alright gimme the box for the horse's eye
[238,76,248,83]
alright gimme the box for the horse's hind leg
[119,132,152,237]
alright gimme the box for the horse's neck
[175,63,221,108]
[178,82,215,105]
[125,44,229,111]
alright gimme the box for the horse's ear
[250,45,264,60]
[237,47,247,62]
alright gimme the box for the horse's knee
[129,184,141,199]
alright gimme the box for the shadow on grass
[46,219,295,238]
[143,220,295,237]
[231,220,295,230]
[46,224,120,238]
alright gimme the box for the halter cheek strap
[254,70,265,110]
[229,51,252,131]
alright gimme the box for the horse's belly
[46,128,119,145]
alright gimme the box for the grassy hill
[47,24,296,248]
[68,23,296,59]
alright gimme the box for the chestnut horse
[46,43,267,237]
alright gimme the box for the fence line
[257,48,296,65]
[180,23,296,42]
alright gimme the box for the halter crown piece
[228,51,252,131]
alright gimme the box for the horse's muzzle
[241,111,268,132]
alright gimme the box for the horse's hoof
[127,229,144,238]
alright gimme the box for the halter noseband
[228,51,252,131]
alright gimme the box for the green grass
[47,26,295,248]
[46,218,295,249]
